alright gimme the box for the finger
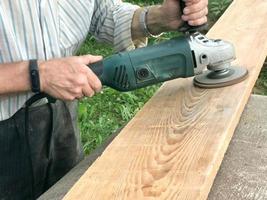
[188,16,207,26]
[82,84,95,97]
[86,66,102,93]
[69,87,83,98]
[75,93,84,100]
[56,90,77,101]
[182,7,208,21]
[78,55,103,65]
[183,0,208,15]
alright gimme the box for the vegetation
[254,66,267,95]
[78,0,267,155]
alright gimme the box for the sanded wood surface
[64,0,267,199]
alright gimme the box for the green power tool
[88,0,248,91]
[89,32,248,91]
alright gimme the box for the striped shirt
[0,0,142,121]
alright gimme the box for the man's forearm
[0,55,103,100]
[0,62,31,95]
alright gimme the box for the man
[0,0,208,199]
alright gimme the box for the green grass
[78,0,267,155]
[254,63,267,95]
[78,83,159,154]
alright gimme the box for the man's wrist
[29,59,41,93]
[146,5,182,35]
[131,5,182,40]
[139,7,162,37]
[38,60,46,93]
[146,6,166,35]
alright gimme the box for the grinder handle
[179,0,207,33]
[88,61,104,81]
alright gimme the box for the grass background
[78,0,267,155]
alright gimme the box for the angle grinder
[88,1,248,91]
[89,32,248,91]
[178,0,248,88]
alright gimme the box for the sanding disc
[193,66,248,88]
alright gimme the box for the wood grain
[64,0,267,199]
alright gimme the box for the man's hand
[39,55,102,101]
[161,0,208,30]
[132,0,208,38]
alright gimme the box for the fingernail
[96,88,102,93]
[188,21,194,26]
[89,91,95,97]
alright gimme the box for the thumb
[79,54,103,65]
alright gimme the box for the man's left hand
[132,0,208,40]
[161,0,208,30]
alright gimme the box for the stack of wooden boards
[64,0,267,199]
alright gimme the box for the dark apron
[0,97,83,200]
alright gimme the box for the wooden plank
[64,0,267,199]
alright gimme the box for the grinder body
[89,32,244,91]
[90,36,195,91]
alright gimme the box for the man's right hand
[39,55,103,101]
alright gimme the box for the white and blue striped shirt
[0,0,141,121]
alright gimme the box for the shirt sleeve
[89,0,147,52]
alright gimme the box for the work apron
[0,96,83,200]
